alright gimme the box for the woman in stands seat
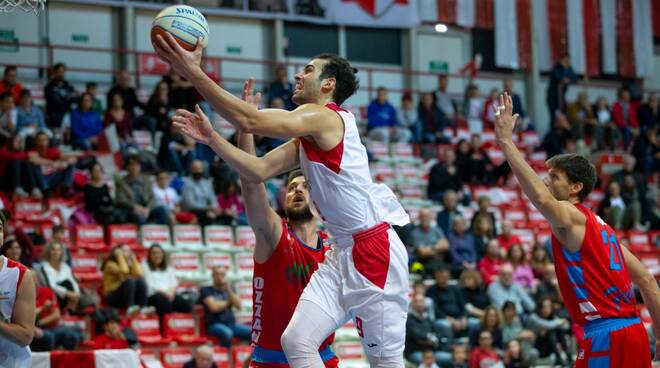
[141,243,192,317]
[102,244,149,315]
[41,242,82,314]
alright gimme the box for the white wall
[0,10,42,80]
[646,52,660,92]
[48,2,116,87]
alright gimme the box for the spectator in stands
[472,216,495,258]
[436,190,462,235]
[460,269,491,320]
[405,293,448,365]
[469,306,503,350]
[31,273,82,351]
[417,92,448,143]
[462,84,484,133]
[142,243,192,317]
[41,241,81,313]
[487,264,535,315]
[70,92,103,150]
[146,81,171,132]
[506,244,536,291]
[28,131,77,197]
[533,265,562,312]
[167,72,196,110]
[482,88,499,130]
[455,139,472,183]
[501,301,536,355]
[434,74,458,123]
[592,96,618,151]
[417,350,439,368]
[91,312,130,349]
[467,134,494,185]
[44,63,76,129]
[470,196,496,236]
[503,339,530,368]
[153,170,193,225]
[16,90,46,135]
[450,344,469,368]
[638,92,659,132]
[84,162,121,225]
[102,244,148,315]
[104,91,135,150]
[527,297,571,366]
[469,330,503,368]
[158,121,195,176]
[107,70,144,117]
[0,238,22,262]
[86,82,104,116]
[410,207,449,269]
[397,93,419,142]
[200,267,250,347]
[0,92,16,141]
[267,65,294,110]
[632,125,660,180]
[216,180,246,226]
[425,264,469,346]
[367,87,411,143]
[612,88,640,149]
[0,65,23,104]
[0,135,31,197]
[530,243,551,280]
[567,92,597,142]
[448,216,476,274]
[497,220,522,251]
[427,150,462,203]
[611,155,644,195]
[182,160,222,225]
[478,238,505,286]
[598,179,642,230]
[410,281,436,320]
[115,155,169,225]
[542,112,574,158]
[183,345,217,368]
[546,54,576,126]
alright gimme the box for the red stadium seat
[371,162,395,181]
[212,347,230,368]
[170,252,202,279]
[235,226,256,248]
[234,251,254,277]
[163,313,211,345]
[503,208,528,228]
[174,224,204,251]
[535,229,552,245]
[232,346,253,368]
[161,347,192,368]
[108,224,140,249]
[202,252,233,274]
[527,209,550,230]
[74,224,107,251]
[627,231,651,252]
[130,315,171,346]
[204,225,234,250]
[334,341,366,361]
[14,198,45,220]
[70,253,102,285]
[141,224,173,250]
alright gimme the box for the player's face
[285,176,313,222]
[292,59,327,105]
[543,168,571,201]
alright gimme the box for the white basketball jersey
[0,256,32,367]
[298,103,409,247]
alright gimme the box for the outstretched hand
[242,77,262,108]
[152,33,203,80]
[172,105,216,146]
[494,92,519,144]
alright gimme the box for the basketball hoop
[0,0,46,14]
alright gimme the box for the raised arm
[153,34,339,140]
[621,246,660,359]
[173,105,299,183]
[236,81,283,264]
[494,93,585,249]
[0,270,35,346]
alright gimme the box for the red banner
[138,53,170,75]
[547,0,568,63]
[617,0,635,77]
[475,0,493,29]
[583,0,602,76]
[516,0,532,70]
[437,0,457,23]
[653,0,660,38]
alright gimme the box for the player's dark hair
[313,53,359,106]
[546,153,597,202]
[3,65,16,77]
[287,169,304,186]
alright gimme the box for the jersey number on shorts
[601,230,624,271]
[355,316,364,338]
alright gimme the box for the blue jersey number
[601,230,624,271]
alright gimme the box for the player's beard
[285,204,314,222]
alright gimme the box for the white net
[0,0,46,14]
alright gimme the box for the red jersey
[551,204,637,325]
[251,218,336,367]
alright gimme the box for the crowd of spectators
[0,59,657,367]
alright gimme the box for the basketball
[151,5,209,51]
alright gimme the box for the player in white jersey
[154,35,410,367]
[0,212,36,368]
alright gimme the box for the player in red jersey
[494,93,660,367]
[237,85,337,368]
